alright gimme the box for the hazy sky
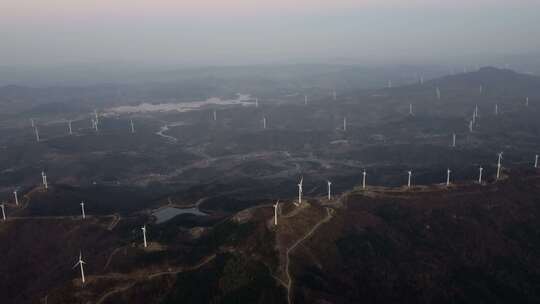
[2,0,540,66]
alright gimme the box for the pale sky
[1,0,540,66]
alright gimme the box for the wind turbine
[496,152,503,180]
[469,120,474,133]
[273,200,279,226]
[94,109,99,125]
[327,180,332,200]
[297,177,304,205]
[255,98,259,108]
[41,171,48,190]
[30,118,35,128]
[535,154,539,169]
[80,201,86,220]
[73,251,86,284]
[436,87,441,100]
[407,171,412,188]
[446,169,451,186]
[213,110,217,121]
[130,119,135,134]
[474,105,479,119]
[304,95,308,105]
[343,117,347,131]
[526,97,529,107]
[452,133,456,147]
[262,116,267,129]
[141,225,148,248]
[472,111,476,124]
[495,104,499,115]
[1,203,5,221]
[34,127,40,142]
[409,104,414,116]
[479,85,483,95]
[68,120,73,135]
[478,166,484,184]
[362,170,367,189]
[13,190,19,206]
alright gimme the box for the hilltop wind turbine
[407,171,412,188]
[478,166,484,184]
[304,95,308,105]
[535,154,538,169]
[73,251,86,284]
[446,169,451,186]
[213,110,217,121]
[474,105,479,119]
[327,180,332,200]
[255,97,259,108]
[30,118,35,128]
[273,200,279,226]
[296,177,304,206]
[94,109,99,125]
[1,203,5,221]
[469,120,474,133]
[13,190,19,206]
[362,170,367,189]
[262,116,267,129]
[80,201,86,219]
[130,119,135,134]
[452,133,456,147]
[343,117,347,131]
[496,152,503,180]
[409,104,414,116]
[472,111,476,124]
[436,87,441,100]
[34,126,40,142]
[141,225,148,248]
[526,97,529,107]
[495,104,499,115]
[41,171,48,190]
[479,85,483,95]
[68,120,73,135]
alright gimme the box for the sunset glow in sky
[2,0,539,65]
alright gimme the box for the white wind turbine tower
[94,109,99,125]
[526,97,529,107]
[273,200,279,226]
[13,190,19,206]
[495,104,499,115]
[213,110,217,121]
[469,120,474,133]
[472,111,476,124]
[1,203,6,221]
[68,120,73,135]
[262,116,267,129]
[141,225,148,248]
[327,180,332,200]
[130,119,135,134]
[436,87,441,100]
[30,118,35,128]
[343,117,347,131]
[34,126,40,142]
[452,133,456,148]
[362,170,367,189]
[474,105,479,119]
[41,171,48,190]
[73,251,86,284]
[478,166,484,184]
[296,177,304,206]
[535,154,539,169]
[407,171,412,188]
[80,201,86,219]
[446,169,451,186]
[496,152,503,180]
[479,85,483,95]
[304,95,308,105]
[409,104,414,116]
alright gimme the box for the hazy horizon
[2,0,540,67]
